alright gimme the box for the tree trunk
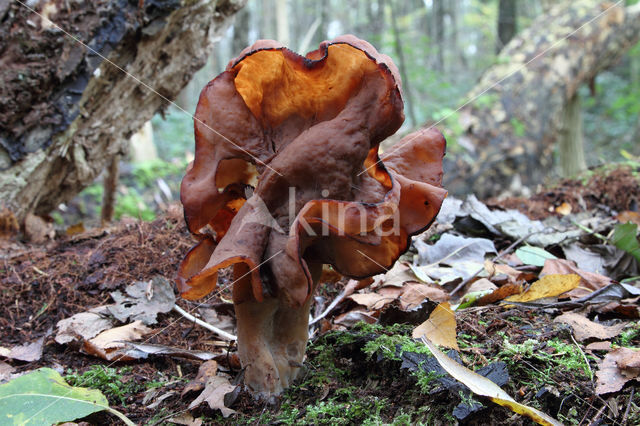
[558,93,586,177]
[389,1,418,127]
[497,0,517,53]
[442,0,640,198]
[0,0,246,222]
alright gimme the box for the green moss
[65,366,142,406]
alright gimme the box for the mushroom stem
[232,263,318,397]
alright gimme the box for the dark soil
[488,165,639,220]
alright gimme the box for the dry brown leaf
[617,349,640,370]
[476,283,523,306]
[0,208,19,239]
[182,360,219,396]
[585,341,612,352]
[55,306,114,344]
[0,360,15,381]
[167,412,203,426]
[541,259,611,298]
[83,320,152,361]
[617,211,640,226]
[412,302,459,350]
[596,348,640,394]
[399,282,449,309]
[0,337,44,362]
[333,310,377,328]
[554,313,626,342]
[65,222,86,236]
[378,261,416,287]
[188,375,237,417]
[348,292,395,310]
[24,213,55,243]
[555,202,572,216]
[505,274,580,303]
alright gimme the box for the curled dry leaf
[83,320,152,361]
[505,274,580,303]
[476,283,523,306]
[182,360,219,396]
[188,375,237,418]
[108,276,176,325]
[541,259,611,298]
[596,348,640,394]
[55,306,114,344]
[412,302,459,350]
[553,313,626,342]
[0,336,45,362]
[422,338,562,426]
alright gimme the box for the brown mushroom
[177,35,447,397]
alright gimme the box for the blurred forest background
[5,0,638,227]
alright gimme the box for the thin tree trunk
[389,2,418,126]
[497,0,518,53]
[558,93,586,177]
[101,155,120,225]
[276,0,290,45]
[433,0,445,71]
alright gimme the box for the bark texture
[444,0,640,198]
[0,0,246,221]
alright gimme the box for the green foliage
[151,105,195,161]
[65,366,142,406]
[114,190,155,221]
[302,396,387,425]
[0,368,133,426]
[131,159,184,188]
[611,223,640,263]
[509,117,526,138]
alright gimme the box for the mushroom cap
[178,35,447,307]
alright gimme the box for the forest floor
[1,165,640,425]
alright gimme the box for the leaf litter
[0,171,639,424]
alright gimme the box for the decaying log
[0,0,246,221]
[443,0,640,198]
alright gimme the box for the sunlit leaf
[505,274,579,303]
[0,368,134,426]
[412,302,459,350]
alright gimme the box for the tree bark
[497,0,517,53]
[0,0,246,222]
[558,93,586,177]
[442,0,640,198]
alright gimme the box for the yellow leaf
[421,338,562,426]
[412,302,459,350]
[505,274,579,303]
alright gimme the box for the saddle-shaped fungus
[177,35,447,397]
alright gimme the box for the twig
[570,333,593,381]
[622,386,634,425]
[173,304,236,341]
[449,232,535,297]
[310,279,359,325]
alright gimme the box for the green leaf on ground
[515,246,557,267]
[611,223,640,263]
[0,368,134,426]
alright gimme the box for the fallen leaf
[65,222,86,236]
[553,313,626,342]
[617,349,640,369]
[476,283,523,306]
[108,276,176,325]
[0,368,134,425]
[616,211,640,227]
[515,246,557,267]
[421,338,561,426]
[24,213,55,243]
[611,223,640,263]
[188,375,237,417]
[0,337,45,362]
[541,259,612,296]
[122,342,222,362]
[505,274,579,303]
[0,361,14,382]
[333,310,377,328]
[55,306,114,344]
[348,292,394,310]
[0,208,19,239]
[585,341,612,352]
[83,321,152,361]
[415,233,496,266]
[555,202,572,216]
[596,348,640,394]
[399,282,449,309]
[167,412,203,426]
[182,360,219,396]
[377,262,416,287]
[413,302,459,350]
